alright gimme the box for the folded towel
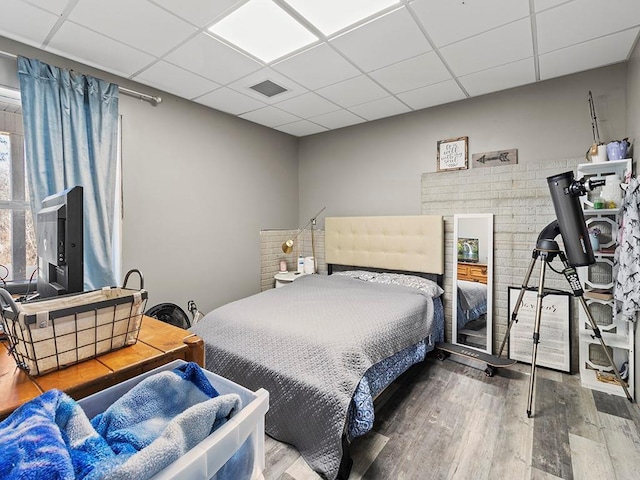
[0,362,242,480]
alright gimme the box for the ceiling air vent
[249,80,287,98]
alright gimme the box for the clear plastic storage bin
[78,360,269,480]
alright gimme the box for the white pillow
[334,270,444,298]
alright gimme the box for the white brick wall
[260,228,326,291]
[260,157,583,370]
[422,157,583,370]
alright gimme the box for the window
[0,86,122,288]
[0,126,36,283]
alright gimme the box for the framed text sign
[437,136,468,171]
[508,287,571,373]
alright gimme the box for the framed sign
[508,287,571,373]
[437,136,468,171]
[471,149,518,168]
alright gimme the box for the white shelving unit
[576,158,634,399]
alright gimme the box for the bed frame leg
[337,435,353,479]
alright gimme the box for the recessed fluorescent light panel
[283,0,401,36]
[208,0,318,63]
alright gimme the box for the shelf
[580,369,631,398]
[579,331,632,349]
[583,208,621,215]
[577,159,634,400]
[577,158,632,174]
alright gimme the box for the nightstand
[274,271,307,288]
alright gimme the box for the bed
[456,279,488,329]
[191,215,444,480]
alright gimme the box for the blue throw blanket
[0,362,242,480]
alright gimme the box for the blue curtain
[18,56,119,290]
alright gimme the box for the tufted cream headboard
[324,215,444,275]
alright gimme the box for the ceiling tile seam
[127,29,222,80]
[21,0,62,16]
[405,2,469,99]
[627,29,640,61]
[456,56,536,83]
[253,103,308,127]
[272,0,325,39]
[40,0,81,49]
[529,0,540,82]
[277,116,329,131]
[429,13,533,51]
[281,8,421,112]
[534,0,576,14]
[47,17,172,67]
[203,27,318,68]
[538,27,640,57]
[271,93,345,118]
[274,0,410,41]
[145,0,243,31]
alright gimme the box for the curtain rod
[0,50,162,106]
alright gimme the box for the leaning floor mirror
[452,213,494,354]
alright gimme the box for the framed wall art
[472,149,518,168]
[508,287,571,373]
[437,136,468,171]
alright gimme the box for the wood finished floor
[263,355,640,480]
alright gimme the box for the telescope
[498,170,632,417]
[543,171,605,267]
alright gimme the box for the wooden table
[0,316,204,420]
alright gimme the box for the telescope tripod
[497,243,633,417]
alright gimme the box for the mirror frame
[452,213,494,354]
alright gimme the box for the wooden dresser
[0,316,204,420]
[457,262,488,284]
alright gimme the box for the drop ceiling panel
[459,58,536,97]
[68,0,197,57]
[410,0,530,47]
[533,0,568,13]
[275,120,328,136]
[369,51,451,94]
[271,44,360,90]
[150,0,241,28]
[274,92,340,117]
[47,22,155,78]
[440,18,534,77]
[26,0,71,16]
[164,33,263,85]
[133,61,219,100]
[240,105,301,127]
[397,79,466,110]
[0,0,637,137]
[349,96,410,121]
[195,87,267,115]
[316,75,389,108]
[309,109,365,130]
[539,28,639,80]
[537,0,640,54]
[0,0,59,45]
[331,7,432,73]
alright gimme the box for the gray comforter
[191,274,436,480]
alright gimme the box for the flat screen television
[36,186,84,298]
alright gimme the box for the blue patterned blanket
[0,362,241,480]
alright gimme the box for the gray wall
[298,64,628,228]
[0,36,299,314]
